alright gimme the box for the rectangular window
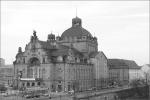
[43,57,45,63]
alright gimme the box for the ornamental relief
[28,57,41,66]
[25,41,42,53]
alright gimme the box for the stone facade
[90,52,108,88]
[13,17,109,92]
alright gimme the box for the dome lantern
[61,17,92,39]
[72,17,82,27]
[47,33,55,41]
[18,47,22,53]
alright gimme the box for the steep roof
[39,40,55,49]
[89,51,107,60]
[108,59,139,69]
[61,27,92,38]
[108,59,128,69]
[89,52,99,58]
[123,60,140,69]
[46,44,83,57]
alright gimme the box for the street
[0,95,51,100]
[0,94,71,100]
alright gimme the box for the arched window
[29,57,40,66]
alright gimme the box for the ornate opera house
[13,16,108,92]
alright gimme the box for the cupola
[47,33,55,41]
[72,17,82,27]
[18,47,22,53]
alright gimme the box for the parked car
[87,88,92,91]
[3,93,8,97]
[24,94,33,99]
[24,94,40,99]
[68,90,74,94]
[34,94,40,98]
[42,93,49,97]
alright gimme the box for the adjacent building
[126,60,142,81]
[0,58,5,67]
[90,51,108,88]
[13,17,109,92]
[141,64,150,84]
[108,59,129,85]
[0,64,14,86]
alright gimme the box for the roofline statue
[33,30,37,37]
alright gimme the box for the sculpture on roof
[33,30,38,40]
[18,47,22,53]
[33,30,37,37]
[30,30,38,42]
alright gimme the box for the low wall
[47,85,149,100]
[75,85,149,100]
[116,85,149,99]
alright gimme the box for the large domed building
[59,17,98,56]
[13,17,108,92]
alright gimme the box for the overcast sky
[1,1,149,66]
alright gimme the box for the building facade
[90,51,108,88]
[13,17,109,92]
[108,59,129,86]
[0,58,5,67]
[126,60,142,81]
[0,65,14,86]
[141,64,150,84]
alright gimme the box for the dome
[61,27,92,38]
[61,17,92,38]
